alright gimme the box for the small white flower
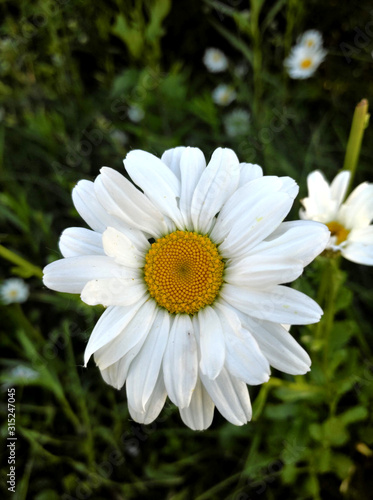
[44,147,329,430]
[127,105,145,123]
[297,30,324,50]
[284,44,326,79]
[9,366,39,381]
[212,84,236,106]
[224,109,251,137]
[110,130,128,146]
[300,170,373,265]
[203,48,229,73]
[0,278,29,304]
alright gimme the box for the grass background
[1,0,373,498]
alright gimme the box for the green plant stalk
[0,244,43,279]
[63,324,95,468]
[321,259,341,374]
[249,0,263,121]
[342,98,369,190]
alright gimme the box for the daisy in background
[0,278,29,304]
[203,47,228,73]
[224,109,251,137]
[212,84,237,106]
[284,30,327,79]
[300,170,373,265]
[43,146,330,430]
[298,30,323,50]
[127,105,145,123]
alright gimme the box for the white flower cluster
[284,30,327,79]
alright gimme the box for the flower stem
[0,244,43,279]
[342,98,369,191]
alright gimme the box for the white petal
[197,306,225,380]
[179,147,206,228]
[237,311,311,375]
[342,241,373,265]
[93,299,157,370]
[102,227,147,268]
[190,148,240,234]
[238,163,263,187]
[43,255,140,294]
[221,284,323,324]
[211,176,296,252]
[250,220,330,266]
[59,227,104,257]
[180,377,215,430]
[300,170,337,222]
[128,372,167,425]
[225,254,304,288]
[200,368,252,425]
[94,167,168,238]
[341,183,373,229]
[217,191,294,258]
[81,278,147,307]
[124,150,183,227]
[126,309,170,411]
[162,314,198,408]
[84,301,146,365]
[72,179,137,235]
[330,170,350,206]
[100,360,126,390]
[215,302,270,385]
[161,147,186,179]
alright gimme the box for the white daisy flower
[284,44,327,79]
[224,109,251,137]
[212,84,236,106]
[0,278,29,304]
[127,105,145,123]
[300,170,373,265]
[203,48,229,73]
[43,147,329,430]
[297,30,324,50]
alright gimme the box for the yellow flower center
[300,58,312,69]
[144,230,224,314]
[326,221,350,245]
[307,40,314,47]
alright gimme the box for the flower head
[43,147,329,429]
[284,31,327,79]
[224,109,251,137]
[127,105,145,123]
[0,278,29,304]
[212,84,236,106]
[203,48,228,73]
[297,30,323,50]
[300,170,373,265]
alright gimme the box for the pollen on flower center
[144,230,224,315]
[300,58,312,69]
[326,221,350,245]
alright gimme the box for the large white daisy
[43,147,329,430]
[300,170,373,265]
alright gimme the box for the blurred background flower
[0,278,29,304]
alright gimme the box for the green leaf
[112,14,144,59]
[145,0,172,43]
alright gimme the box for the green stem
[249,0,263,121]
[314,257,341,374]
[0,244,43,279]
[8,303,44,343]
[63,324,95,467]
[342,99,369,191]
